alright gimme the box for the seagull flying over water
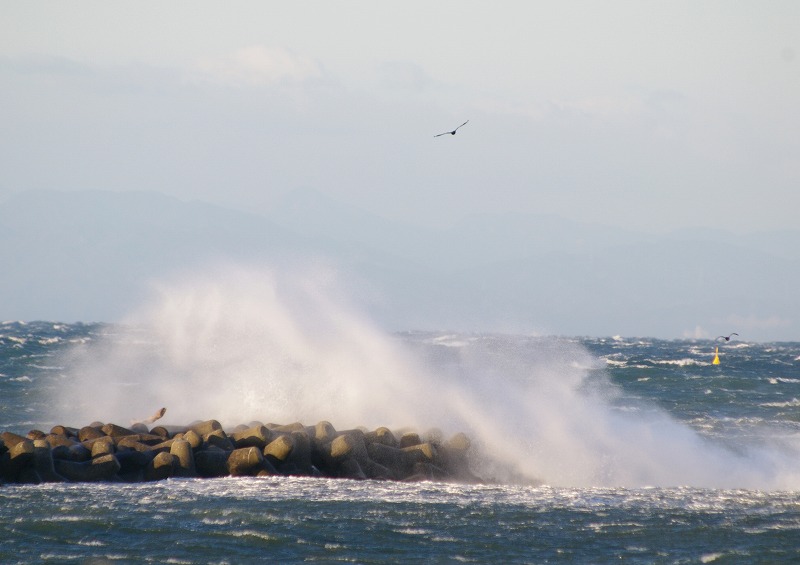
[434,120,469,137]
[716,333,739,342]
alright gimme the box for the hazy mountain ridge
[1,188,797,340]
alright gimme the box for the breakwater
[0,418,480,485]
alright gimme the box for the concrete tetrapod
[0,418,481,486]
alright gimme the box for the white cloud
[191,45,323,86]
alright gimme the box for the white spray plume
[54,263,800,489]
[57,263,437,431]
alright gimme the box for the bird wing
[434,120,468,136]
[731,333,739,336]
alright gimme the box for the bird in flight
[434,120,469,137]
[716,333,739,342]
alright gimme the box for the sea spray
[424,334,800,489]
[54,264,436,431]
[50,265,800,489]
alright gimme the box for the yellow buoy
[712,346,720,365]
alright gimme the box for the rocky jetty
[0,419,481,485]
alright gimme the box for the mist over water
[54,265,800,489]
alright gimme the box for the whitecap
[38,337,61,345]
[654,358,703,367]
[201,518,232,526]
[395,528,430,535]
[77,539,106,547]
[231,530,277,542]
[761,398,800,408]
[430,334,472,348]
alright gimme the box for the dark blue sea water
[2,321,800,563]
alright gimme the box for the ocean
[2,320,800,563]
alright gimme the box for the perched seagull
[716,333,739,342]
[434,120,469,137]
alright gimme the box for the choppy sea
[2,320,800,563]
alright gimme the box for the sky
[2,1,799,234]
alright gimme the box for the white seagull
[434,120,469,137]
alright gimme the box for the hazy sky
[2,1,799,233]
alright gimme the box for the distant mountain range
[1,188,797,340]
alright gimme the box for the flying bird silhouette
[716,333,739,342]
[434,120,469,137]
